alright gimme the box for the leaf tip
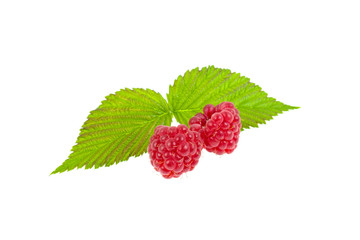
[289,105,300,110]
[50,164,67,175]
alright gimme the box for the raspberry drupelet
[148,124,203,179]
[188,102,241,155]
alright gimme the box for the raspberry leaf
[167,66,298,130]
[51,88,172,174]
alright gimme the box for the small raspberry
[148,124,203,179]
[189,102,241,155]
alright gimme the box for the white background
[1,1,359,239]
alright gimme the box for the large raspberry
[189,102,241,155]
[148,124,203,179]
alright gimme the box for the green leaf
[51,88,172,174]
[167,66,298,130]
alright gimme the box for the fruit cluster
[148,124,203,179]
[189,102,241,155]
[148,102,241,179]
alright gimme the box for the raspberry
[189,102,241,155]
[148,124,203,179]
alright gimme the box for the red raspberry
[189,102,241,155]
[148,124,203,179]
